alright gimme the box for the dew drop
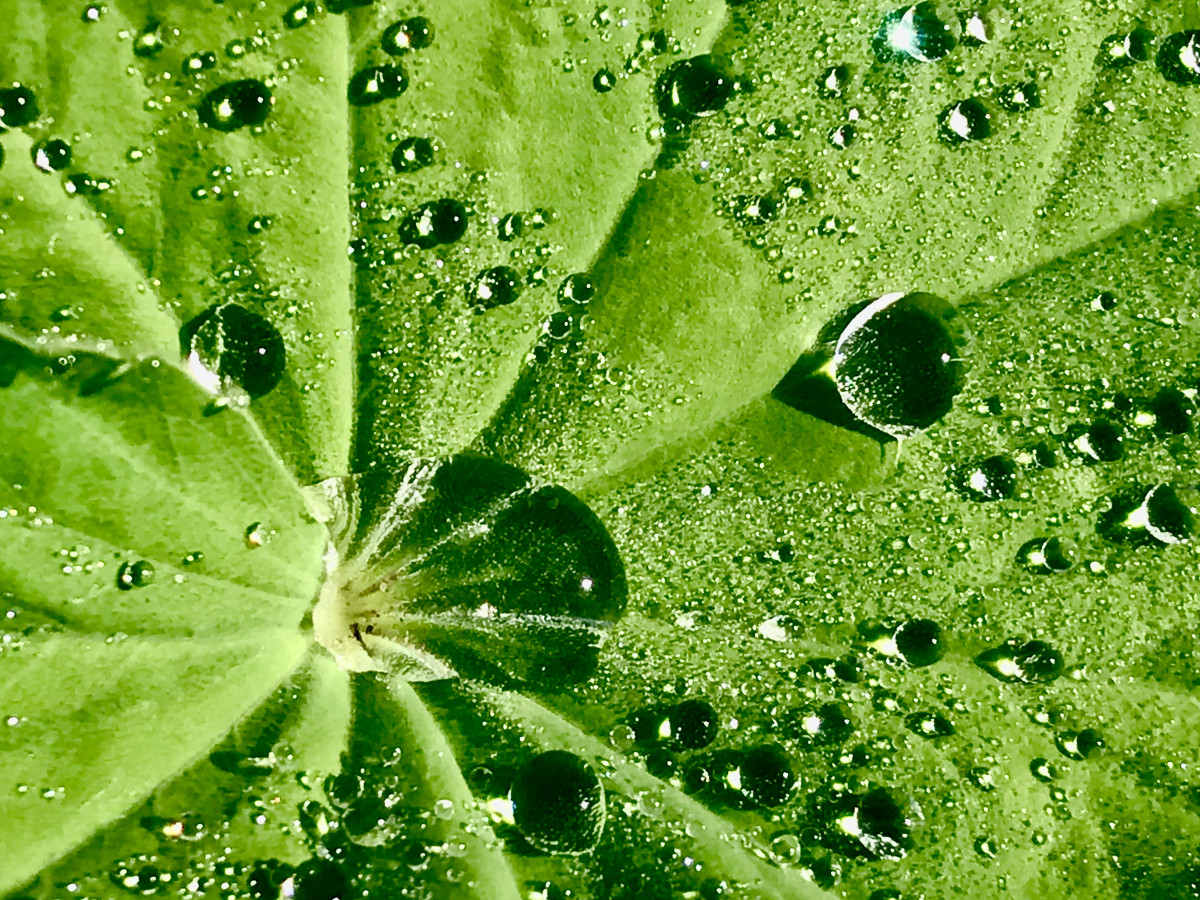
[904,710,955,738]
[0,84,38,130]
[593,68,617,93]
[116,560,155,591]
[1099,483,1194,545]
[510,750,605,855]
[958,454,1017,501]
[998,80,1042,112]
[1067,418,1124,463]
[468,266,522,309]
[180,303,285,399]
[381,17,434,55]
[1029,757,1058,782]
[1055,728,1104,761]
[1158,31,1200,86]
[391,136,434,172]
[398,198,468,248]
[198,80,273,132]
[831,292,963,437]
[1099,28,1154,68]
[1017,536,1077,573]
[792,702,855,747]
[497,212,525,242]
[938,97,991,143]
[33,139,72,172]
[183,51,217,75]
[818,64,851,98]
[893,618,943,667]
[558,273,595,306]
[282,1,316,28]
[828,123,856,149]
[132,22,165,58]
[818,788,909,860]
[348,65,408,106]
[975,638,1064,684]
[292,858,347,900]
[873,3,959,64]
[655,55,732,121]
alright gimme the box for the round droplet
[832,292,962,437]
[559,273,595,306]
[828,123,856,149]
[392,136,434,172]
[904,711,955,738]
[793,702,854,747]
[33,139,72,172]
[820,788,910,860]
[348,64,408,106]
[510,750,605,855]
[497,212,525,242]
[1056,728,1103,761]
[593,68,617,93]
[183,51,217,75]
[399,198,468,248]
[818,64,851,98]
[180,304,286,399]
[998,81,1042,111]
[1159,31,1200,85]
[938,97,990,143]
[132,22,165,57]
[1148,387,1193,436]
[116,560,155,591]
[782,176,814,203]
[382,17,434,55]
[1099,483,1194,545]
[1099,28,1154,67]
[199,80,273,132]
[1029,757,1058,783]
[0,84,38,129]
[975,638,1063,684]
[668,699,718,750]
[873,3,959,64]
[468,266,521,309]
[1017,536,1077,573]
[292,858,347,900]
[733,194,779,227]
[655,55,732,120]
[738,743,794,807]
[958,455,1017,501]
[893,618,943,667]
[283,1,317,28]
[1067,419,1124,462]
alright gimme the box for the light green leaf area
[2,1,1200,899]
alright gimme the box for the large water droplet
[198,80,273,132]
[468,266,521,309]
[655,55,732,120]
[391,136,434,172]
[816,788,910,860]
[893,618,944,667]
[116,560,155,591]
[938,98,991,143]
[1099,483,1194,545]
[292,858,347,900]
[975,638,1064,684]
[382,17,434,55]
[33,139,71,172]
[283,1,317,28]
[180,303,286,399]
[0,84,38,129]
[398,198,468,249]
[510,750,605,855]
[957,454,1017,501]
[832,292,963,437]
[873,3,959,64]
[348,65,408,106]
[1157,31,1200,85]
[558,273,595,306]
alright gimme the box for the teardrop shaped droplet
[510,750,605,855]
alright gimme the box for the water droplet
[558,273,595,306]
[893,618,944,667]
[1099,483,1194,545]
[958,454,1017,501]
[399,198,468,248]
[391,136,434,172]
[497,212,525,242]
[381,17,434,55]
[1158,31,1200,85]
[1067,418,1124,462]
[828,123,856,149]
[292,858,347,900]
[792,702,855,747]
[832,292,963,437]
[1090,290,1118,312]
[1029,757,1058,782]
[962,11,993,44]
[32,139,72,172]
[817,788,909,860]
[1147,387,1193,436]
[183,551,204,565]
[180,303,286,399]
[116,560,155,591]
[938,97,990,143]
[1017,536,1077,573]
[818,65,851,98]
[975,638,1064,684]
[904,711,955,738]
[64,173,112,196]
[283,1,316,28]
[199,80,273,132]
[132,22,165,58]
[593,68,617,93]
[1099,28,1154,68]
[510,750,605,855]
[691,745,794,809]
[631,699,718,751]
[468,266,521,309]
[656,55,732,121]
[998,80,1042,112]
[183,51,217,75]
[782,176,814,203]
[873,3,959,64]
[0,84,38,130]
[348,65,408,106]
[1055,728,1103,761]
[248,215,273,234]
[732,194,779,227]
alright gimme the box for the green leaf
[4,1,1200,898]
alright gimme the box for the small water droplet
[381,17,434,55]
[1017,536,1077,573]
[593,68,617,93]
[1099,28,1154,68]
[348,65,408,106]
[510,750,605,855]
[828,123,856,149]
[975,638,1064,684]
[998,80,1042,111]
[32,139,71,172]
[291,858,347,900]
[283,1,316,28]
[893,618,944,667]
[656,55,732,121]
[558,273,595,306]
[818,65,851,98]
[1067,418,1124,462]
[132,22,165,58]
[938,97,991,143]
[391,136,434,172]
[1055,728,1103,761]
[957,454,1017,501]
[0,84,38,130]
[199,80,273,132]
[116,560,155,591]
[468,266,522,309]
[1029,757,1058,782]
[183,51,217,75]
[398,198,468,248]
[497,212,525,242]
[1158,31,1200,85]
[904,710,955,738]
